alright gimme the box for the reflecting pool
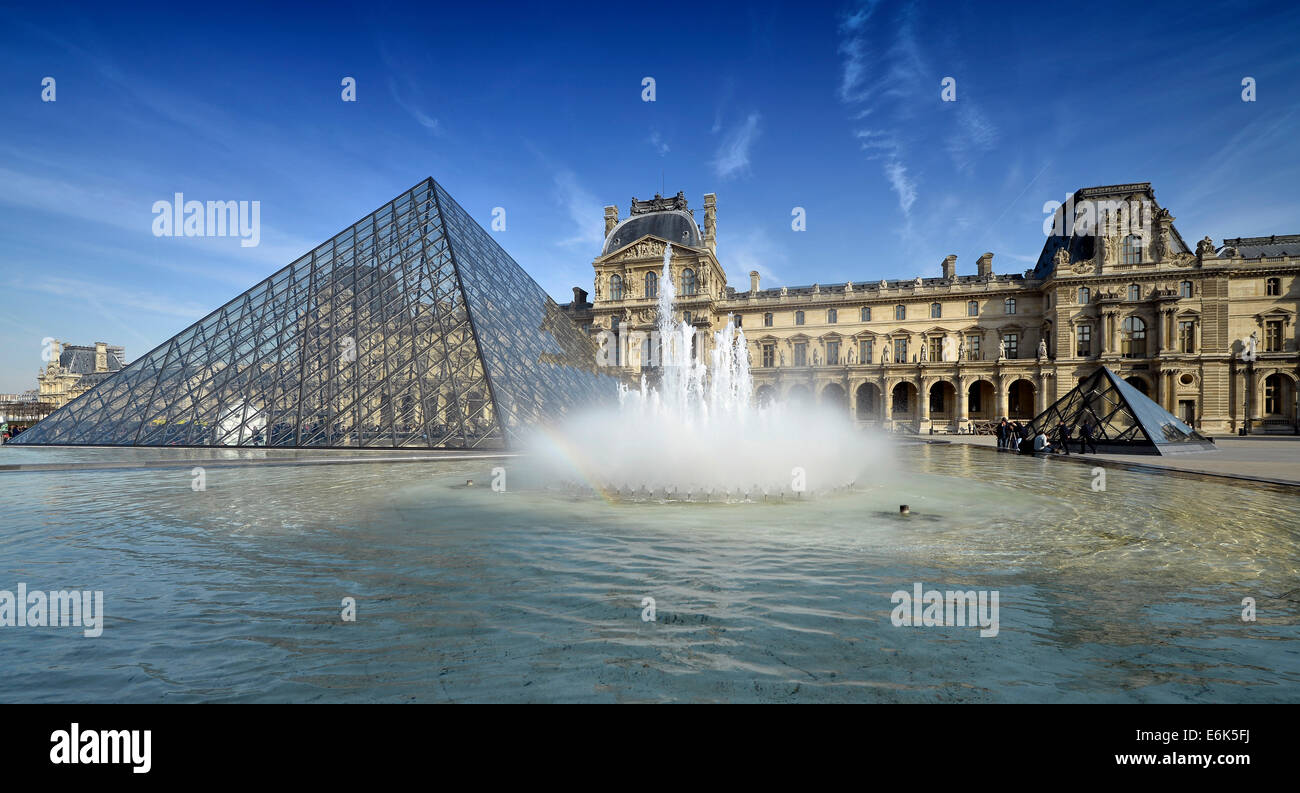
[0,443,1296,702]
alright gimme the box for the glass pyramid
[1027,366,1215,454]
[14,178,614,449]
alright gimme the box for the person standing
[1079,420,1097,454]
[1057,420,1071,455]
[997,418,1008,449]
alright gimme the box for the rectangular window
[1077,325,1092,357]
[762,344,775,368]
[928,337,943,362]
[1179,320,1195,353]
[860,339,873,364]
[794,342,807,367]
[1265,320,1283,352]
[826,341,840,365]
[966,336,980,361]
[893,338,907,363]
[1005,333,1018,359]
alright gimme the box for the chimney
[94,342,108,373]
[977,252,994,278]
[703,193,717,254]
[941,254,957,280]
[572,286,589,307]
[749,270,760,293]
[603,205,619,236]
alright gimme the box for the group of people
[996,417,1098,455]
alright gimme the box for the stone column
[1035,373,1046,414]
[957,378,969,425]
[882,381,892,424]
[919,378,931,423]
[995,376,1008,419]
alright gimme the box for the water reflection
[0,443,1295,702]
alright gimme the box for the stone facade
[568,184,1299,435]
[36,341,126,409]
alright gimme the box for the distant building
[570,183,1300,435]
[38,341,127,409]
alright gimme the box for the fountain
[524,245,879,500]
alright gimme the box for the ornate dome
[602,209,701,256]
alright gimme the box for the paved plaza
[938,432,1300,487]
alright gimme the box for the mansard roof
[1220,234,1300,258]
[602,210,702,256]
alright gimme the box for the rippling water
[0,443,1296,702]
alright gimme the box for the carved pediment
[598,236,671,263]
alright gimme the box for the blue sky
[2,0,1298,391]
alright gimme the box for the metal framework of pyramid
[1027,366,1215,455]
[14,178,614,449]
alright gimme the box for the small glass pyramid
[1027,366,1215,454]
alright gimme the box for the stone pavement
[933,432,1300,488]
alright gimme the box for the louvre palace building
[566,183,1300,435]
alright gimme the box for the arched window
[930,302,942,318]
[1078,287,1090,304]
[1128,284,1141,301]
[1004,298,1016,315]
[827,308,838,324]
[1266,277,1281,296]
[894,304,906,320]
[681,268,697,296]
[1179,280,1192,299]
[967,300,978,317]
[1123,235,1143,264]
[861,306,872,322]
[644,271,657,300]
[763,312,773,327]
[795,310,805,326]
[1122,316,1147,358]
[610,275,623,301]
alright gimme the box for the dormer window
[1123,235,1143,264]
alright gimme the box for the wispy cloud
[712,113,762,179]
[719,225,785,286]
[553,170,604,249]
[946,103,999,174]
[837,2,923,217]
[648,130,670,156]
[387,76,442,134]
